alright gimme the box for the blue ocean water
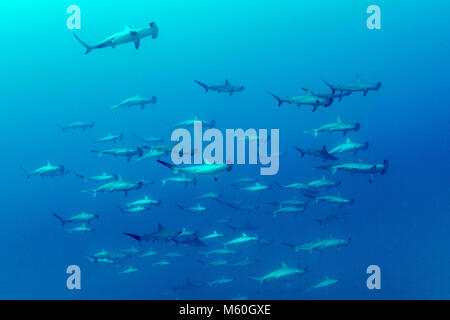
[1,0,449,299]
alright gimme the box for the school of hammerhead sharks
[22,21,388,298]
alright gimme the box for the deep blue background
[0,0,449,299]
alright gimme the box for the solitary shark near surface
[305,117,360,137]
[194,80,244,96]
[91,146,144,162]
[82,176,144,197]
[95,133,124,144]
[323,75,382,96]
[329,138,369,156]
[73,22,159,54]
[111,94,157,111]
[251,263,307,285]
[266,89,333,111]
[59,121,95,132]
[53,212,99,226]
[157,160,232,181]
[22,162,69,179]
[316,159,389,183]
[293,146,338,161]
[75,172,119,183]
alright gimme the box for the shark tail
[52,212,66,226]
[157,159,175,171]
[194,80,209,92]
[382,159,389,175]
[73,33,93,54]
[265,90,283,107]
[20,165,31,179]
[82,189,97,198]
[250,276,264,285]
[304,129,318,137]
[322,78,336,95]
[313,218,323,226]
[123,232,143,242]
[75,174,87,182]
[293,147,306,157]
[151,96,157,104]
[116,205,126,215]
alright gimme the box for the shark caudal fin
[194,80,209,92]
[52,212,66,226]
[293,147,306,157]
[123,232,143,242]
[82,189,97,198]
[73,33,93,54]
[75,174,87,182]
[382,159,389,175]
[20,165,31,179]
[322,78,336,94]
[157,160,175,170]
[250,276,264,285]
[265,90,284,107]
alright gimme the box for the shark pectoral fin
[134,39,140,49]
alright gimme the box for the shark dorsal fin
[355,74,362,82]
[144,196,149,200]
[204,159,212,165]
[304,89,313,96]
[102,171,107,176]
[118,175,123,181]
[47,161,51,166]
[322,175,326,180]
[281,262,287,268]
[225,80,230,85]
[346,137,351,143]
[158,224,164,231]
[325,275,329,280]
[337,117,342,123]
[242,233,247,237]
